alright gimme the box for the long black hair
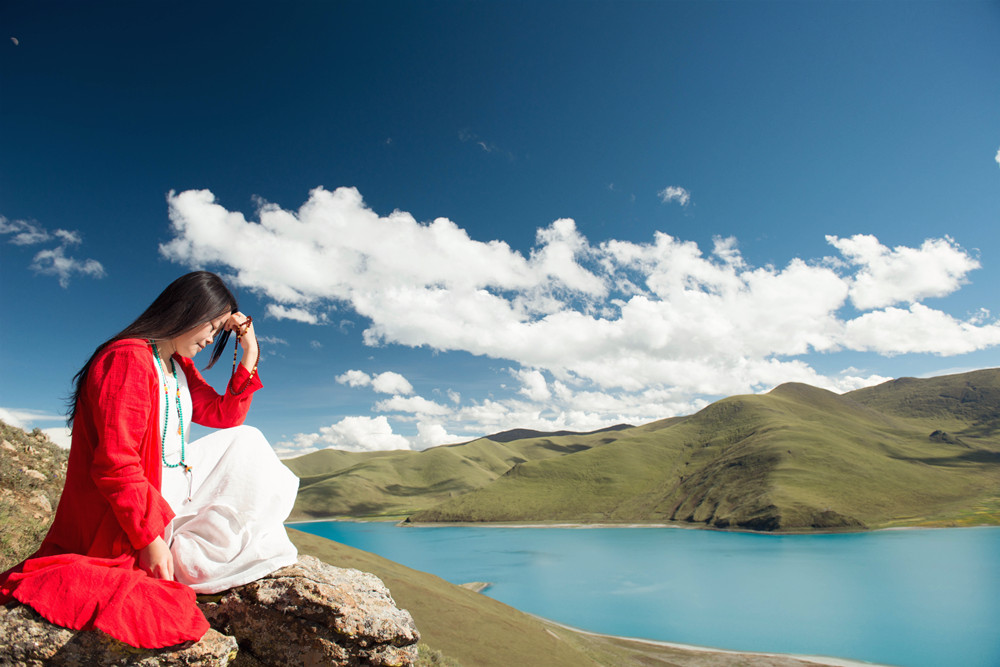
[68,271,238,426]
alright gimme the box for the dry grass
[0,419,68,571]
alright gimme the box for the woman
[0,271,298,648]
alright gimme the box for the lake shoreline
[287,515,966,535]
[534,614,888,667]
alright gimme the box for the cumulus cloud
[336,370,414,395]
[162,186,1000,450]
[372,371,413,395]
[413,422,465,449]
[658,186,691,207]
[276,415,411,456]
[844,303,1000,355]
[374,395,450,416]
[514,368,551,401]
[995,146,1000,167]
[827,234,979,309]
[0,216,105,287]
[337,370,373,388]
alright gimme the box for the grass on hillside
[284,430,622,521]
[0,420,68,571]
[409,378,1000,530]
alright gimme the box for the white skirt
[160,425,299,593]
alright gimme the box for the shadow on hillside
[385,478,473,497]
[890,449,1000,467]
[535,440,590,454]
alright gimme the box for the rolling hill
[288,369,1000,531]
[285,425,630,520]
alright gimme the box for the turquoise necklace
[151,340,193,501]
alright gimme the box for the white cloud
[266,304,321,324]
[53,229,82,245]
[276,415,411,454]
[0,217,50,245]
[0,408,71,448]
[31,246,106,288]
[161,186,1000,440]
[413,421,466,448]
[257,335,289,346]
[844,303,1000,355]
[42,426,72,449]
[375,395,450,416]
[0,407,60,430]
[514,368,551,401]
[827,234,979,309]
[336,370,413,395]
[1,216,105,287]
[995,146,1000,168]
[658,186,691,207]
[337,370,373,388]
[371,371,413,395]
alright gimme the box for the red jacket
[0,339,263,648]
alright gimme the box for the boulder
[0,603,238,666]
[0,556,419,666]
[198,555,419,667]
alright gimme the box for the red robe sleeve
[176,355,263,428]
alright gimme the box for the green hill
[285,426,627,520]
[286,369,1000,531]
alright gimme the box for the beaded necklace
[151,340,193,501]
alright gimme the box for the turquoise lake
[291,522,1000,667]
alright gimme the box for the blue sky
[2,1,999,457]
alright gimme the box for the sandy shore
[536,615,889,667]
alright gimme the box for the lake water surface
[291,522,1000,667]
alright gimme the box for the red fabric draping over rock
[0,339,262,648]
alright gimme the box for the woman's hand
[227,311,259,372]
[139,536,174,580]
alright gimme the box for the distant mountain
[287,369,1000,531]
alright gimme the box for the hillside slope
[0,420,68,570]
[286,427,625,520]
[409,371,1000,530]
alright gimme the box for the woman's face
[171,313,229,358]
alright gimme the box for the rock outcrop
[0,604,238,666]
[200,555,419,666]
[0,556,419,666]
